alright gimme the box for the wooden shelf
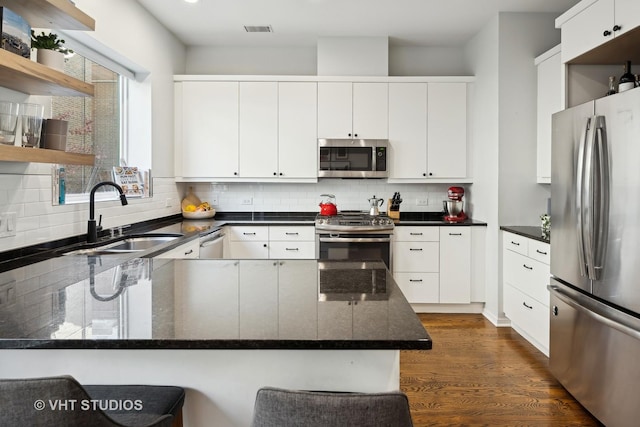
[0,0,95,31]
[0,49,93,96]
[0,144,94,165]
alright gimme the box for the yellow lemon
[184,204,196,212]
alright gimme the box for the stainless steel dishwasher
[199,229,225,259]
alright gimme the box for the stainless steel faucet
[87,181,128,243]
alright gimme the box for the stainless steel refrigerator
[550,87,640,427]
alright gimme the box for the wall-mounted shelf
[0,145,94,165]
[0,50,94,96]
[1,0,95,31]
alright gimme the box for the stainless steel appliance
[315,212,394,270]
[199,228,225,259]
[318,139,388,178]
[550,88,640,427]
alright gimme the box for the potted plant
[30,31,74,71]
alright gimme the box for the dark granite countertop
[0,259,431,351]
[500,225,550,244]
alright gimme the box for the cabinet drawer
[155,239,200,259]
[393,241,439,272]
[504,283,549,352]
[269,241,315,259]
[503,232,528,256]
[394,226,439,241]
[228,226,269,241]
[228,241,269,259]
[503,250,550,306]
[528,240,550,265]
[394,273,439,303]
[269,226,315,241]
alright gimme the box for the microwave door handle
[593,116,610,281]
[576,117,591,278]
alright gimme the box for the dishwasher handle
[200,232,225,248]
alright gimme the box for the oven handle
[319,237,391,243]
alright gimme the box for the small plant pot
[36,49,64,71]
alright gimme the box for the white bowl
[182,209,216,219]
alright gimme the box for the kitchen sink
[62,233,184,256]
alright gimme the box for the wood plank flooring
[400,314,603,426]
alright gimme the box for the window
[52,53,127,201]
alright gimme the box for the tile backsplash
[1,167,465,252]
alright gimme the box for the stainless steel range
[315,212,394,270]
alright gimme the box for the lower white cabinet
[502,231,551,355]
[155,239,200,259]
[393,226,471,304]
[226,225,315,259]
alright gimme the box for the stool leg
[171,408,183,427]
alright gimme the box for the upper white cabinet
[278,82,318,179]
[535,45,563,184]
[317,82,388,139]
[427,83,467,179]
[239,82,278,178]
[388,81,469,181]
[176,81,239,179]
[558,0,640,63]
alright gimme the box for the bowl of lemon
[181,187,216,219]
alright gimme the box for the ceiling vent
[244,25,273,33]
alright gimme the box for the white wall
[0,0,186,251]
[185,45,471,76]
[463,12,560,325]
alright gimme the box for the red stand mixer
[443,186,467,222]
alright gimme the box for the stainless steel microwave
[318,139,388,178]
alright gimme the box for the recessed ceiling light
[244,25,273,33]
[184,0,199,3]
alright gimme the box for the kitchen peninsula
[0,256,430,427]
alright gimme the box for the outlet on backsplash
[0,213,17,238]
[416,198,429,206]
[241,198,253,205]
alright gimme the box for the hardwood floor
[400,314,603,426]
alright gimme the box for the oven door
[317,233,392,271]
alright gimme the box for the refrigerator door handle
[576,117,591,278]
[583,116,601,281]
[593,116,610,280]
[550,283,640,341]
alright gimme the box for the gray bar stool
[0,375,185,427]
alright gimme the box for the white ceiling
[135,0,580,48]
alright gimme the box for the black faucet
[87,181,128,243]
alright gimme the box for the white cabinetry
[176,81,239,179]
[393,226,472,305]
[317,82,388,139]
[427,83,467,179]
[502,231,551,355]
[439,228,471,304]
[239,82,278,178]
[278,82,318,179]
[558,0,640,63]
[226,226,315,259]
[535,45,563,184]
[388,82,469,181]
[155,239,200,259]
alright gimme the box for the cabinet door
[239,261,278,338]
[239,82,278,178]
[228,241,269,259]
[615,0,640,38]
[180,81,239,178]
[318,82,353,138]
[561,0,614,63]
[439,227,471,304]
[427,83,467,178]
[536,48,562,183]
[352,83,388,139]
[278,260,318,339]
[394,272,439,303]
[278,82,318,178]
[388,83,427,179]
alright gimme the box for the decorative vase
[36,49,64,71]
